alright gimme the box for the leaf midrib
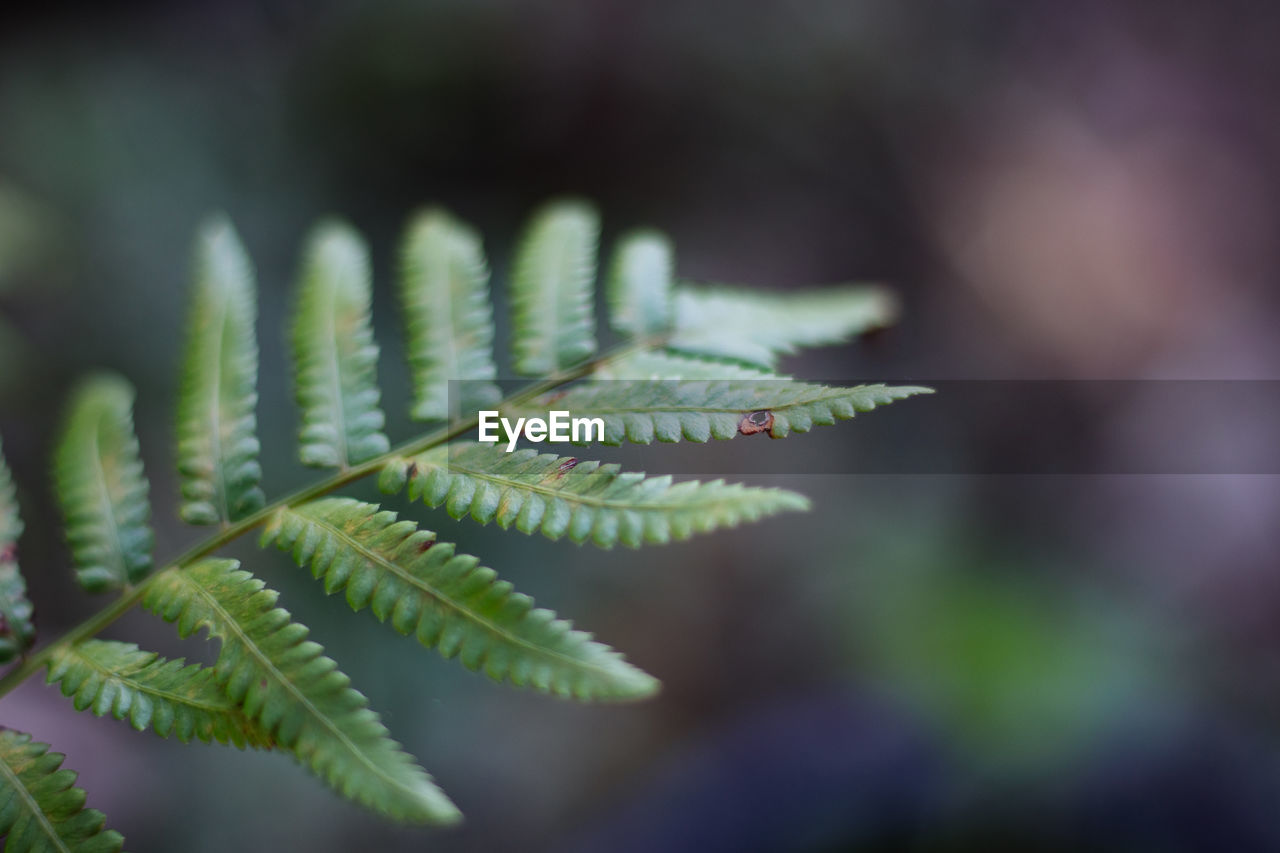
[63,646,236,717]
[425,453,791,514]
[0,739,75,853]
[312,267,350,469]
[87,404,130,584]
[205,289,231,525]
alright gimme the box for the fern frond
[263,498,658,700]
[510,379,931,445]
[399,209,501,421]
[510,200,599,375]
[53,374,153,593]
[0,729,123,853]
[0,439,34,663]
[670,284,898,368]
[176,216,265,525]
[596,350,783,381]
[607,230,672,338]
[291,221,389,468]
[379,443,809,547]
[143,559,460,824]
[46,639,273,748]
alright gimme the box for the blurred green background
[3,1,1280,850]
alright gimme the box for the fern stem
[0,342,653,701]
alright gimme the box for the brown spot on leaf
[417,537,436,553]
[738,410,774,436]
[556,458,578,478]
[405,461,418,479]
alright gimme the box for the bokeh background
[3,1,1280,850]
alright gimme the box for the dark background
[2,1,1280,850]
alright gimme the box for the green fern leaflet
[265,498,657,699]
[0,730,123,853]
[291,220,390,468]
[143,558,461,824]
[46,639,273,748]
[54,374,154,592]
[381,442,810,547]
[175,216,265,526]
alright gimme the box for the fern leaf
[379,443,809,548]
[53,374,153,592]
[510,200,599,375]
[176,216,265,525]
[263,498,657,700]
[597,350,783,381]
[0,438,34,662]
[607,230,672,338]
[291,221,389,468]
[670,284,898,368]
[0,729,124,853]
[46,639,273,748]
[510,379,931,445]
[399,209,501,421]
[143,559,460,824]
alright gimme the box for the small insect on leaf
[738,410,775,436]
[557,458,579,477]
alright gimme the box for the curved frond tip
[380,442,810,548]
[54,373,154,592]
[264,498,658,700]
[291,220,389,468]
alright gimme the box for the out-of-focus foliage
[54,374,154,592]
[0,440,34,662]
